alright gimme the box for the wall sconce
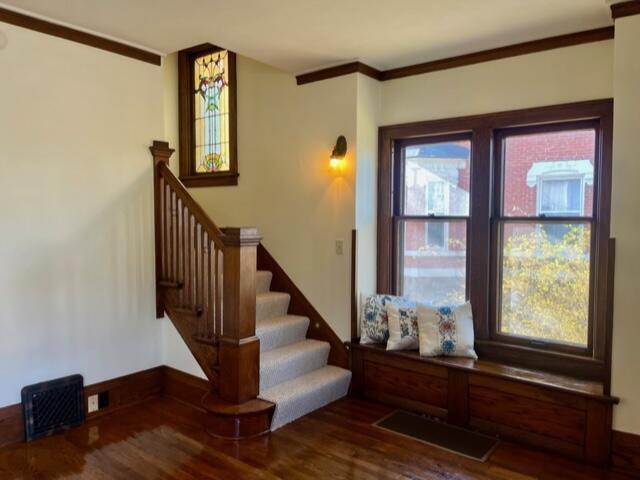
[329,135,347,172]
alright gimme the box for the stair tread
[259,339,330,391]
[259,365,352,430]
[256,315,310,353]
[260,339,329,365]
[256,291,289,301]
[256,270,273,294]
[256,314,309,329]
[261,365,351,398]
[256,291,291,322]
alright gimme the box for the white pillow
[386,302,419,351]
[359,294,412,345]
[417,302,478,359]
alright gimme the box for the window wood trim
[178,44,238,187]
[376,99,613,382]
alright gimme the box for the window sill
[347,342,618,403]
[179,172,239,188]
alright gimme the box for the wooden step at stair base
[201,391,275,440]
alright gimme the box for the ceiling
[0,0,614,73]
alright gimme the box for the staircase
[150,141,351,438]
[255,270,351,430]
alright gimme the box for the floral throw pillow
[386,302,419,351]
[417,302,477,359]
[360,294,411,344]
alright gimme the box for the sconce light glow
[329,135,347,173]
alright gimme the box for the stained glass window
[194,50,230,173]
[178,44,237,187]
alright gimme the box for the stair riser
[260,344,330,391]
[266,370,352,431]
[257,318,310,352]
[256,271,273,294]
[256,295,290,322]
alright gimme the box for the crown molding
[611,1,640,19]
[296,27,614,85]
[0,6,162,65]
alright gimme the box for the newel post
[219,227,262,404]
[150,141,175,318]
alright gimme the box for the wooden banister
[150,140,272,438]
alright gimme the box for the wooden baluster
[171,191,177,281]
[149,141,174,318]
[176,198,184,305]
[189,215,196,308]
[201,229,210,339]
[214,245,222,338]
[164,183,171,280]
[182,204,188,306]
[159,177,166,280]
[207,235,213,339]
[195,222,202,336]
[218,227,261,404]
[184,209,191,308]
[191,215,196,307]
[166,186,173,281]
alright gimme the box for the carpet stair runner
[254,270,352,430]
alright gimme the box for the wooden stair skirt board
[349,343,618,467]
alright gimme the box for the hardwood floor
[0,397,628,479]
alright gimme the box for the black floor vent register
[375,410,499,462]
[21,374,85,441]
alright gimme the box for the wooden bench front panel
[349,344,614,466]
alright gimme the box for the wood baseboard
[0,366,164,448]
[0,403,23,449]
[162,366,210,410]
[3,363,638,476]
[612,430,640,477]
[0,365,265,448]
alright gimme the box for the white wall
[162,54,359,375]
[0,23,164,407]
[380,41,613,125]
[355,75,381,305]
[611,15,640,435]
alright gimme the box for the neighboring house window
[178,44,238,187]
[538,176,585,240]
[396,137,471,307]
[538,177,584,216]
[377,101,613,378]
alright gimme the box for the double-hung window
[394,136,471,307]
[378,101,613,379]
[494,124,597,349]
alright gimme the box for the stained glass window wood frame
[178,43,238,187]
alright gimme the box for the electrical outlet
[335,239,344,255]
[87,394,99,413]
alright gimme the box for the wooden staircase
[150,141,349,439]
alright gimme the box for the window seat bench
[347,342,618,466]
